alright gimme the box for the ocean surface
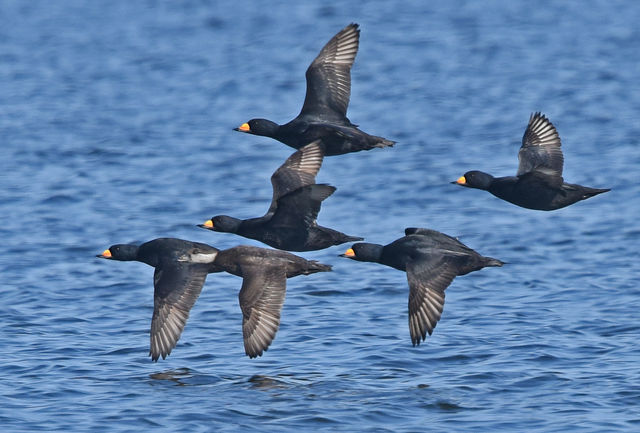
[1,1,639,431]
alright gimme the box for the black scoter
[453,112,609,210]
[200,141,362,251]
[234,23,394,156]
[98,238,331,360]
[341,228,503,346]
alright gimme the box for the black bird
[453,112,610,210]
[200,140,363,251]
[341,228,503,346]
[97,238,331,360]
[234,23,395,156]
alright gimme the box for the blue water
[1,0,639,431]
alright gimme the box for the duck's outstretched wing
[517,112,564,178]
[238,264,288,358]
[150,263,210,361]
[298,23,360,122]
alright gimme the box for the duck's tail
[484,256,505,267]
[305,261,333,274]
[343,234,364,243]
[582,187,611,199]
[374,136,396,148]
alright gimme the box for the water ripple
[1,1,638,432]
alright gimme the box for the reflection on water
[149,368,193,385]
[148,368,223,387]
[247,374,290,390]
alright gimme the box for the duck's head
[96,244,139,261]
[199,215,242,234]
[234,118,279,137]
[340,243,383,263]
[452,170,494,190]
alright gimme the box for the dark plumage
[341,228,503,346]
[234,23,395,156]
[200,141,363,251]
[453,112,610,210]
[97,238,331,360]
